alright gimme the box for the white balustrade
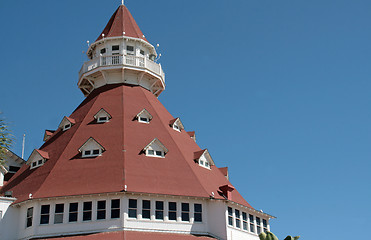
[79,54,165,82]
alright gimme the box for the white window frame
[82,149,102,158]
[138,116,150,123]
[63,124,71,131]
[146,149,164,158]
[97,116,109,123]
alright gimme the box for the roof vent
[219,184,234,200]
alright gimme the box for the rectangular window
[54,204,64,224]
[97,200,106,220]
[40,205,50,225]
[126,46,134,55]
[155,151,163,156]
[112,45,120,51]
[111,199,120,219]
[38,160,43,165]
[84,150,91,155]
[228,207,233,226]
[140,49,145,55]
[139,117,148,122]
[98,117,108,122]
[83,201,92,221]
[235,209,241,228]
[256,217,261,234]
[242,212,248,230]
[128,199,137,218]
[168,202,177,220]
[26,207,33,228]
[155,201,164,220]
[194,203,202,222]
[263,219,268,232]
[142,200,151,219]
[92,149,100,155]
[69,203,78,222]
[148,150,154,155]
[32,162,37,167]
[100,48,106,54]
[249,214,255,233]
[181,203,189,222]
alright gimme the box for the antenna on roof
[21,133,26,159]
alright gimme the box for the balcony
[79,54,165,83]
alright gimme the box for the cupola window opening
[143,138,168,158]
[135,109,153,124]
[94,108,112,123]
[112,45,120,51]
[100,48,106,55]
[140,49,145,56]
[169,118,184,132]
[78,137,105,158]
[126,45,134,55]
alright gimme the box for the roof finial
[121,0,124,5]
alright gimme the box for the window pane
[93,149,100,155]
[181,203,189,212]
[83,202,92,210]
[143,200,150,209]
[128,209,137,218]
[40,215,49,224]
[156,201,163,210]
[70,203,78,212]
[169,211,176,220]
[194,204,202,212]
[112,199,120,208]
[169,202,176,211]
[250,223,255,232]
[263,219,267,227]
[98,201,106,210]
[55,204,64,213]
[129,199,137,208]
[181,212,189,221]
[242,212,247,221]
[155,210,164,220]
[41,205,50,214]
[127,46,134,51]
[112,45,119,51]
[83,211,92,221]
[54,214,63,224]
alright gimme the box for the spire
[96,5,147,42]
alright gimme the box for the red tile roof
[187,131,195,137]
[1,84,252,208]
[95,5,148,42]
[40,231,215,240]
[35,149,49,159]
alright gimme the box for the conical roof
[1,84,252,208]
[95,5,148,42]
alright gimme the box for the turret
[78,4,165,97]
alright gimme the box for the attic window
[79,137,105,158]
[83,149,102,157]
[135,109,153,124]
[28,149,49,170]
[94,108,112,123]
[143,138,168,158]
[169,118,184,132]
[59,117,75,132]
[194,149,214,170]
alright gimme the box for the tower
[0,3,274,240]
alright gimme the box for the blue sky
[1,0,370,239]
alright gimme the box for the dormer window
[169,118,184,132]
[143,138,168,158]
[194,149,214,170]
[135,109,153,124]
[78,137,105,158]
[94,108,112,123]
[127,46,134,55]
[58,117,76,132]
[187,131,196,142]
[28,149,49,169]
[43,130,55,142]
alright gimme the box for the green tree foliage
[259,232,300,240]
[0,113,13,166]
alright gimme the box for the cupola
[78,5,165,97]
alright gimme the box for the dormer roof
[187,131,196,142]
[43,130,55,142]
[78,137,105,153]
[169,118,184,131]
[96,5,148,43]
[135,108,153,121]
[26,149,49,168]
[194,149,215,166]
[143,138,169,154]
[94,108,112,121]
[58,116,76,129]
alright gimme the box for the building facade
[0,3,274,240]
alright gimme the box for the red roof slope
[1,84,252,208]
[96,5,148,42]
[40,231,215,240]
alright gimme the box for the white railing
[79,54,165,81]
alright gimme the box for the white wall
[0,197,19,240]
